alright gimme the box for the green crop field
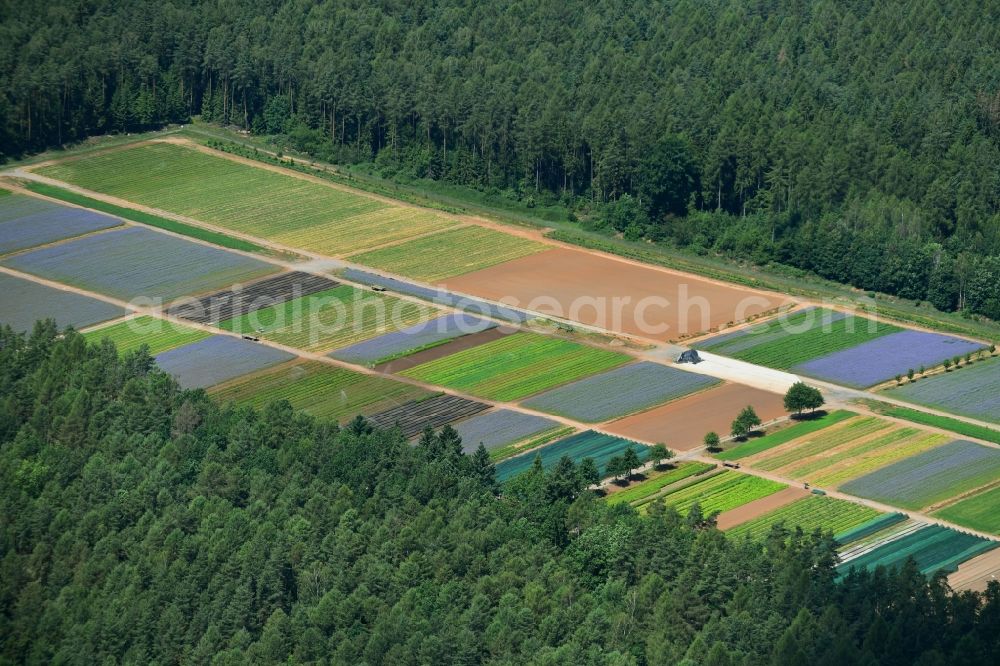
[37,142,457,255]
[217,285,439,352]
[862,401,1000,445]
[84,315,209,355]
[697,308,900,369]
[716,410,854,460]
[399,332,631,401]
[606,462,716,506]
[657,471,786,516]
[348,225,549,282]
[726,496,881,540]
[209,360,431,422]
[933,485,1000,534]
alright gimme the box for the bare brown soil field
[715,486,809,530]
[442,247,789,341]
[947,547,1000,592]
[604,382,787,450]
[373,326,516,373]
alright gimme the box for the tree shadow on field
[790,409,829,422]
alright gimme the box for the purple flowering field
[330,312,496,364]
[840,440,1000,509]
[0,272,125,333]
[793,330,985,388]
[521,361,719,422]
[0,195,121,255]
[452,409,561,453]
[155,335,295,389]
[887,356,1000,424]
[2,226,278,301]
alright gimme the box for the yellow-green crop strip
[209,360,430,422]
[348,225,549,282]
[399,332,631,401]
[37,142,458,256]
[84,316,210,355]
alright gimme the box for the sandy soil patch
[604,383,787,450]
[948,547,1000,592]
[442,247,789,341]
[716,486,809,530]
[374,326,515,373]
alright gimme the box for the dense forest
[1,0,999,319]
[1,321,1000,664]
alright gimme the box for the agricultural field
[348,226,548,282]
[861,402,1000,445]
[342,268,531,322]
[400,331,631,401]
[794,329,985,388]
[168,271,340,324]
[885,356,1000,425]
[0,193,121,255]
[1,226,278,301]
[695,308,901,369]
[606,383,788,451]
[331,312,496,365]
[217,285,440,352]
[605,462,717,507]
[37,141,458,255]
[442,246,788,340]
[208,360,430,422]
[656,471,786,517]
[725,496,882,541]
[366,394,490,439]
[745,414,950,489]
[716,410,855,460]
[154,335,295,389]
[0,272,126,333]
[451,409,562,454]
[521,361,719,422]
[22,181,270,254]
[840,440,1000,510]
[84,315,209,355]
[934,485,1000,534]
[836,524,998,578]
[495,430,649,482]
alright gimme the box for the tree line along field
[83,315,210,355]
[1,226,279,301]
[885,355,1000,425]
[208,359,431,422]
[0,192,121,255]
[495,430,648,482]
[605,462,716,508]
[35,141,460,257]
[399,331,632,401]
[216,284,440,353]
